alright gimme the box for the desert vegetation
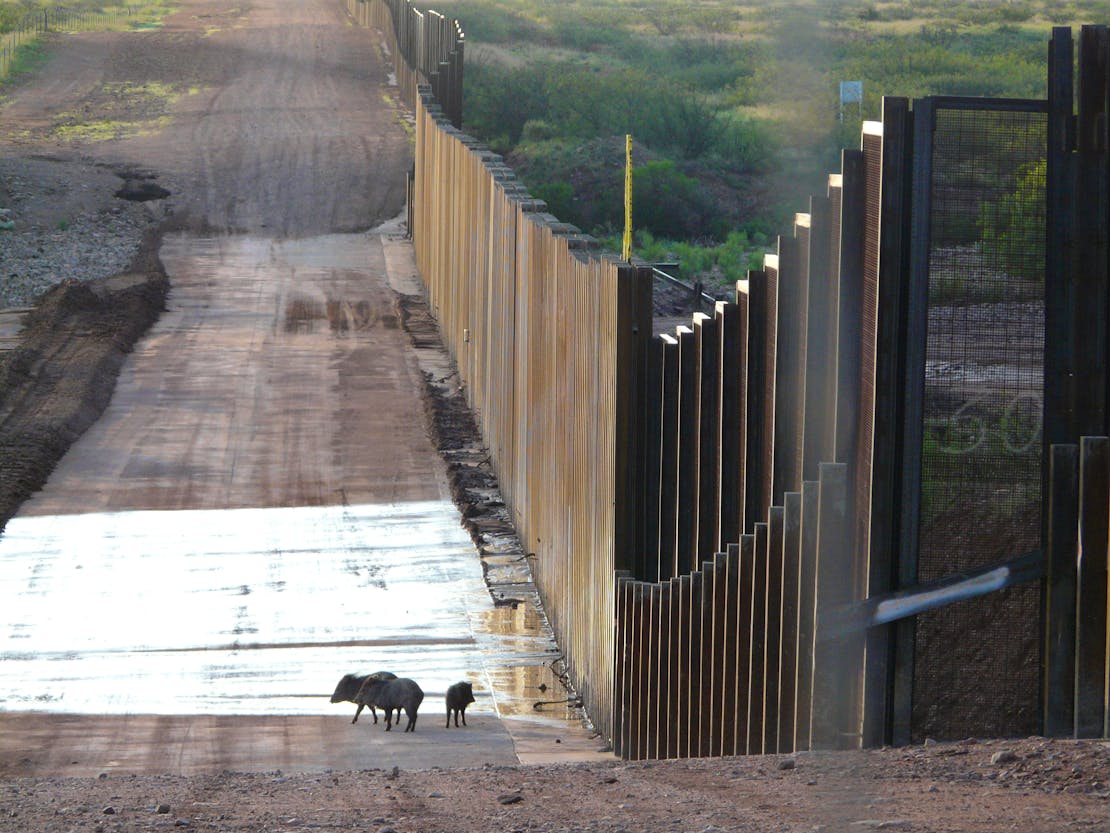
[430,0,1110,291]
[0,0,169,31]
[0,0,171,82]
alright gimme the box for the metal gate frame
[891,82,1066,744]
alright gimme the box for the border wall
[357,0,1110,755]
[355,0,652,742]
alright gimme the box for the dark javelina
[330,671,400,724]
[355,673,424,732]
[445,681,475,727]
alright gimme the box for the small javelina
[445,681,475,727]
[330,671,400,724]
[355,672,424,732]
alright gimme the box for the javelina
[355,673,424,732]
[445,680,475,727]
[330,671,400,724]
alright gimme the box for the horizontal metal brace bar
[820,550,1044,642]
[652,267,718,306]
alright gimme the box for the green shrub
[0,3,27,33]
[2,37,46,77]
[550,15,623,52]
[437,1,544,44]
[531,180,576,221]
[520,119,557,142]
[472,59,756,163]
[462,59,550,146]
[630,160,715,239]
[449,0,1094,261]
[663,38,759,92]
[978,159,1046,282]
[995,1,1035,22]
[713,113,777,172]
[600,227,767,289]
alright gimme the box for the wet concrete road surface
[0,233,605,775]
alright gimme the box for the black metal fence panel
[907,99,1048,741]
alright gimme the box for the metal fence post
[764,505,785,753]
[749,521,769,753]
[779,491,803,753]
[641,340,663,582]
[736,535,756,755]
[742,272,768,533]
[868,97,914,748]
[615,264,652,576]
[1074,28,1110,437]
[695,313,721,563]
[687,570,705,757]
[647,584,662,758]
[708,553,729,757]
[675,325,698,575]
[658,334,680,579]
[717,300,745,543]
[1076,436,1110,737]
[802,195,836,482]
[614,572,632,758]
[772,237,804,504]
[795,479,820,751]
[811,463,860,749]
[1044,444,1079,737]
[674,575,690,757]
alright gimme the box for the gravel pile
[0,156,169,309]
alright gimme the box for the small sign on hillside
[840,81,863,122]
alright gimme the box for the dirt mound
[0,229,167,531]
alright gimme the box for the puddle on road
[0,502,468,712]
[472,603,579,723]
[0,500,580,730]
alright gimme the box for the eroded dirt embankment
[0,233,167,531]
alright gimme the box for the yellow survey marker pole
[622,134,632,262]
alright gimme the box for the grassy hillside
[430,0,1110,287]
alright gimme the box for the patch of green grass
[104,80,182,104]
[382,91,414,137]
[1,2,174,87]
[2,39,49,82]
[598,227,771,292]
[0,1,174,36]
[49,79,185,141]
[53,114,171,141]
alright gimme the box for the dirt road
[1,0,410,237]
[0,0,600,775]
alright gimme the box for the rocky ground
[0,154,170,308]
[1,736,1109,832]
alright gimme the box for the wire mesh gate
[899,97,1049,743]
